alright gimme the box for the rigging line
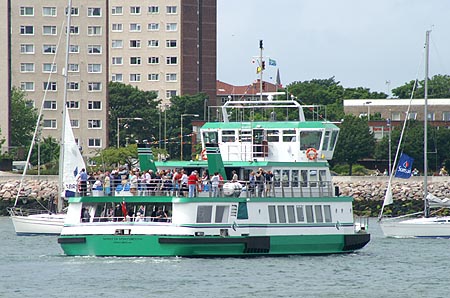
[14,21,67,208]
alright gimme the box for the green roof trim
[201,121,338,130]
[155,160,329,168]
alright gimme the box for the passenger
[255,168,265,197]
[231,170,238,182]
[129,170,138,195]
[81,207,90,222]
[188,171,199,198]
[104,171,111,196]
[248,171,256,197]
[155,207,168,222]
[180,170,188,197]
[211,172,220,197]
[135,212,143,222]
[201,171,209,192]
[78,168,88,197]
[107,206,114,221]
[264,170,274,197]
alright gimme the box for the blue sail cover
[394,153,414,179]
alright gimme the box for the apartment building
[3,0,216,156]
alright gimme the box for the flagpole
[259,40,263,101]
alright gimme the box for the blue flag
[394,153,414,179]
[269,58,277,66]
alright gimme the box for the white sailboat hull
[380,216,450,238]
[10,214,65,235]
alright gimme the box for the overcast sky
[217,0,450,96]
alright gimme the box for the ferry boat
[58,97,370,256]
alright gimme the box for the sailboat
[379,30,450,238]
[8,0,85,235]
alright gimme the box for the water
[0,217,449,298]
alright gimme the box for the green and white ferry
[58,97,370,256]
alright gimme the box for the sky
[217,0,450,96]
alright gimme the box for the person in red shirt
[188,171,199,198]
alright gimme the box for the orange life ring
[201,148,208,160]
[306,148,318,160]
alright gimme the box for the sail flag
[269,58,277,66]
[394,153,414,179]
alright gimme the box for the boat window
[221,130,235,142]
[267,130,279,142]
[282,170,290,187]
[296,205,305,222]
[329,130,339,151]
[300,170,308,187]
[309,170,317,187]
[237,202,248,219]
[268,205,277,223]
[273,169,281,187]
[215,205,230,223]
[196,205,213,223]
[287,205,296,223]
[300,131,322,150]
[314,205,323,223]
[291,170,299,187]
[239,130,252,142]
[322,131,331,151]
[324,205,332,222]
[277,206,286,223]
[203,131,218,145]
[319,170,327,187]
[282,129,296,142]
[305,205,314,223]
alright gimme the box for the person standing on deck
[231,170,238,182]
[255,168,265,197]
[211,172,220,197]
[78,168,88,196]
[188,171,199,197]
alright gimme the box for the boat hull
[380,216,450,238]
[58,233,370,257]
[10,214,65,236]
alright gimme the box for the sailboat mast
[58,0,73,212]
[424,30,430,217]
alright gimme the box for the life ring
[306,148,318,160]
[201,148,208,160]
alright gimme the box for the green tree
[30,136,59,167]
[333,115,375,175]
[108,82,160,147]
[90,144,138,171]
[392,74,450,99]
[10,87,38,147]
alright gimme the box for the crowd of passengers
[76,166,275,198]
[81,204,170,223]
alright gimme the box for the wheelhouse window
[202,131,218,145]
[221,130,235,142]
[300,131,322,150]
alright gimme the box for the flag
[394,153,414,179]
[121,200,128,217]
[276,68,282,88]
[256,66,262,74]
[269,58,277,66]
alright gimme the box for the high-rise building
[2,0,217,156]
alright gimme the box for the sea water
[0,216,449,298]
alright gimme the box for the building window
[148,40,159,47]
[148,6,159,14]
[130,57,141,65]
[65,7,79,16]
[68,82,79,91]
[166,90,177,99]
[112,40,123,48]
[111,23,123,32]
[42,7,57,17]
[148,23,159,31]
[129,23,141,32]
[148,73,159,81]
[391,112,401,121]
[88,101,101,110]
[43,82,57,91]
[43,100,57,110]
[166,6,177,14]
[408,112,417,120]
[87,64,102,73]
[87,45,102,54]
[20,7,34,16]
[443,112,450,121]
[43,44,56,54]
[130,74,141,82]
[68,63,79,72]
[428,112,435,121]
[112,57,123,65]
[67,101,79,109]
[166,23,177,31]
[43,119,57,129]
[88,138,101,147]
[20,25,34,35]
[43,25,57,35]
[87,26,102,36]
[166,57,178,65]
[68,26,79,35]
[20,82,34,91]
[111,73,123,82]
[20,44,35,54]
[148,57,159,64]
[71,119,79,128]
[130,6,141,15]
[88,120,102,129]
[166,40,177,48]
[42,63,57,73]
[20,63,35,73]
[69,45,79,53]
[111,6,123,15]
[87,7,101,17]
[88,82,102,91]
[129,40,141,48]
[165,73,177,82]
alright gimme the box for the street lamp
[365,101,372,121]
[180,114,199,160]
[117,117,143,148]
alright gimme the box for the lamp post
[117,117,143,148]
[365,101,372,121]
[180,113,199,160]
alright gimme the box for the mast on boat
[57,0,73,212]
[423,30,430,217]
